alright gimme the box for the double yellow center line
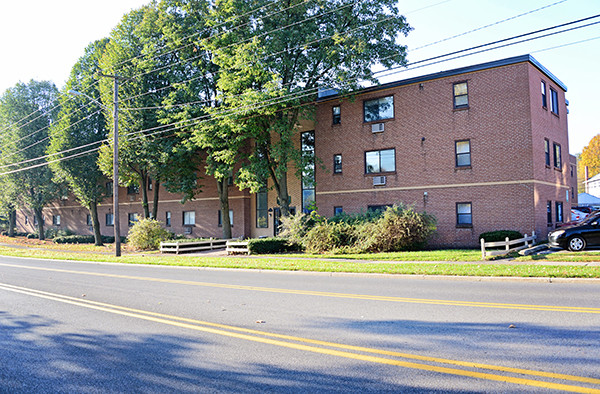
[0,262,599,314]
[1,282,599,393]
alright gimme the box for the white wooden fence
[160,238,231,254]
[480,231,537,259]
[226,240,249,255]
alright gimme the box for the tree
[578,134,600,193]
[0,80,61,240]
[48,39,110,246]
[98,3,200,220]
[206,0,411,217]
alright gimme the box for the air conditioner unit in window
[373,176,386,186]
[371,123,385,133]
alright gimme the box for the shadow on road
[0,311,482,393]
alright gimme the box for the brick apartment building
[16,55,577,247]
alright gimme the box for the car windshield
[580,211,600,225]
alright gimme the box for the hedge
[247,238,301,254]
[478,230,523,243]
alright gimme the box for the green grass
[0,246,598,279]
[282,249,483,262]
[515,251,600,263]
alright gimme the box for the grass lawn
[0,236,598,279]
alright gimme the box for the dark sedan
[548,211,600,251]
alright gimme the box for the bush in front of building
[127,218,171,251]
[478,230,523,243]
[53,235,128,244]
[281,205,436,254]
[247,238,301,254]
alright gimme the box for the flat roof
[318,54,567,101]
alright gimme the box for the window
[556,201,563,223]
[541,81,547,108]
[332,106,341,125]
[183,211,195,226]
[365,148,395,174]
[106,213,114,226]
[128,213,139,227]
[165,211,171,227]
[302,131,316,213]
[127,184,139,194]
[550,88,559,115]
[256,188,268,228]
[24,216,29,225]
[455,140,471,167]
[553,143,561,169]
[86,214,92,226]
[52,215,61,226]
[570,165,574,177]
[334,206,343,216]
[456,202,472,226]
[148,177,153,191]
[368,205,391,213]
[544,139,550,166]
[453,82,468,109]
[218,210,234,227]
[33,216,44,226]
[106,182,113,196]
[547,201,552,225]
[333,154,342,174]
[363,96,394,122]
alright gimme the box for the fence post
[481,238,486,259]
[524,233,529,248]
[532,230,536,245]
[505,237,510,252]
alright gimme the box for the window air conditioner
[371,123,385,133]
[373,176,386,186]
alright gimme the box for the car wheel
[568,236,586,252]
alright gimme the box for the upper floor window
[550,88,559,115]
[541,81,547,108]
[453,82,468,109]
[127,184,139,195]
[106,181,113,196]
[365,148,395,174]
[333,154,342,174]
[332,105,341,125]
[183,211,195,226]
[553,143,562,169]
[544,139,550,166]
[455,140,471,167]
[363,96,394,122]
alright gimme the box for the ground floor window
[128,213,139,227]
[165,211,171,227]
[256,189,268,228]
[456,202,472,227]
[218,210,234,227]
[334,206,343,216]
[555,201,563,223]
[106,213,114,226]
[86,214,92,226]
[53,215,61,226]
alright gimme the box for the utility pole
[98,73,124,257]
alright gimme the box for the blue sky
[1,0,598,153]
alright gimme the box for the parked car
[572,206,594,214]
[571,209,588,222]
[548,211,600,251]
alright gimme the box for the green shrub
[479,230,523,243]
[279,211,324,245]
[247,238,301,254]
[127,218,171,250]
[303,221,357,253]
[53,235,127,244]
[357,205,436,252]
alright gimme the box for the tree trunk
[152,178,160,221]
[34,207,45,240]
[217,177,231,239]
[89,201,103,246]
[140,175,150,219]
[275,171,290,217]
[8,207,16,237]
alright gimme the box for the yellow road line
[1,282,598,393]
[0,262,599,314]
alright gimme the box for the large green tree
[206,0,411,217]
[0,80,61,240]
[48,39,110,246]
[98,4,199,220]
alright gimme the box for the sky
[0,0,598,153]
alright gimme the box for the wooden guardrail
[160,238,230,254]
[480,231,537,259]
[226,240,249,255]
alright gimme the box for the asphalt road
[0,256,599,393]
